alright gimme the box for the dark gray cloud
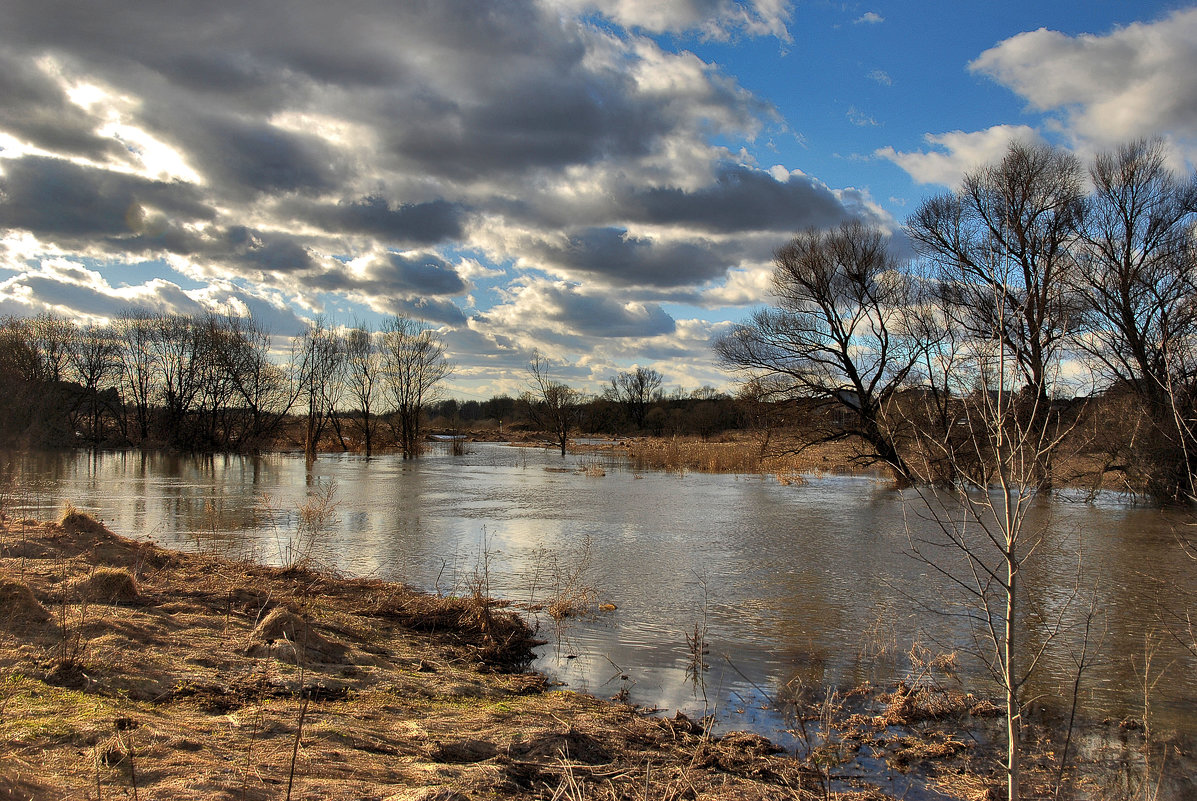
[389,65,669,179]
[162,112,346,198]
[528,228,732,287]
[0,156,214,239]
[296,197,468,245]
[628,164,852,232]
[386,296,468,326]
[496,164,865,237]
[304,252,467,298]
[223,229,320,274]
[369,253,468,296]
[0,54,126,161]
[547,293,677,338]
[474,279,677,340]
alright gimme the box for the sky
[1,1,1195,399]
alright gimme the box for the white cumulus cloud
[970,7,1197,161]
[876,125,1042,187]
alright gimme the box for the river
[2,444,1194,770]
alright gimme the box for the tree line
[0,312,451,459]
[0,311,748,457]
[718,138,1197,504]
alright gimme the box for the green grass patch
[0,673,123,743]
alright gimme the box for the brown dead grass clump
[244,607,349,665]
[362,591,541,670]
[878,681,1001,730]
[546,594,591,620]
[0,574,54,633]
[57,505,108,536]
[69,566,141,604]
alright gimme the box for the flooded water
[3,444,1195,758]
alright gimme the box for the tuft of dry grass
[544,535,598,622]
[0,575,53,633]
[57,504,108,536]
[69,566,141,605]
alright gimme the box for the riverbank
[561,433,1123,493]
[0,507,1187,800]
[0,511,902,800]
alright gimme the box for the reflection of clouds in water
[11,444,1197,742]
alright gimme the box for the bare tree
[295,317,345,462]
[604,366,663,430]
[344,323,382,456]
[715,220,927,481]
[909,142,1085,493]
[148,314,208,448]
[65,324,121,442]
[523,351,582,457]
[0,316,52,443]
[904,242,1090,801]
[1073,138,1197,501]
[114,311,157,443]
[30,313,74,384]
[908,141,1085,406]
[208,313,298,451]
[380,316,450,459]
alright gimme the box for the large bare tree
[150,314,207,448]
[908,141,1085,401]
[114,311,158,443]
[345,323,383,457]
[715,220,927,481]
[65,324,121,442]
[208,313,298,451]
[1074,139,1197,501]
[295,317,345,462]
[380,316,450,459]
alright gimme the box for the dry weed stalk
[259,480,341,571]
[579,459,606,477]
[546,534,598,622]
[52,553,90,682]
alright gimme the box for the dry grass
[0,575,52,633]
[58,503,108,536]
[69,566,140,604]
[578,460,606,477]
[627,438,764,474]
[623,434,878,479]
[544,535,599,622]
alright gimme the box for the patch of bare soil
[0,515,896,800]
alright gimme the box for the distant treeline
[424,384,743,439]
[0,312,749,456]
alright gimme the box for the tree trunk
[1003,463,1021,801]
